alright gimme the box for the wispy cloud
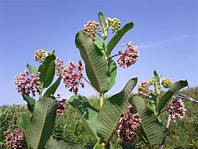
[140,34,194,49]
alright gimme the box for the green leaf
[75,30,110,94]
[130,95,163,146]
[23,96,35,113]
[106,22,134,56]
[95,37,105,55]
[44,76,62,97]
[18,113,31,129]
[26,63,38,76]
[105,59,117,92]
[68,95,99,140]
[98,12,108,38]
[96,78,137,145]
[25,97,58,149]
[46,137,84,149]
[156,80,188,113]
[153,70,162,96]
[38,54,56,88]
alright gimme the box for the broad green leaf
[98,12,108,38]
[25,97,57,149]
[97,78,137,145]
[156,80,188,113]
[75,30,110,94]
[95,37,105,55]
[18,113,31,129]
[26,63,38,76]
[130,96,163,146]
[23,96,35,113]
[105,59,117,92]
[106,22,134,56]
[153,70,162,96]
[68,95,99,140]
[38,54,56,88]
[46,137,84,149]
[44,76,62,97]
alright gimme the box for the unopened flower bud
[162,78,173,88]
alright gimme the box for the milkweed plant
[5,12,197,149]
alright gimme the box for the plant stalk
[100,93,104,109]
[160,115,171,149]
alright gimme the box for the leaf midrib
[81,39,103,94]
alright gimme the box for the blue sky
[0,0,197,105]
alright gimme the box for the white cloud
[140,34,193,49]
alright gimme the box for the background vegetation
[0,87,198,149]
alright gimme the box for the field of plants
[0,87,198,149]
[0,11,198,149]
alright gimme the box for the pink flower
[14,71,41,97]
[168,96,187,122]
[117,41,139,68]
[56,99,67,116]
[61,61,84,93]
[4,128,26,149]
[55,57,65,76]
[117,105,141,145]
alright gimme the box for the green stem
[100,94,104,109]
[39,83,43,100]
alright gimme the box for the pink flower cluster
[168,96,187,122]
[55,57,65,76]
[56,93,67,116]
[4,128,26,149]
[117,105,141,145]
[117,41,139,68]
[61,61,84,93]
[14,71,41,97]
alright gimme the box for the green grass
[0,87,198,149]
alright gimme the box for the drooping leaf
[18,113,31,129]
[105,58,117,92]
[97,78,137,145]
[98,12,108,38]
[26,63,38,76]
[130,95,163,146]
[23,96,35,113]
[68,95,99,140]
[25,97,57,149]
[106,22,134,56]
[156,80,188,113]
[75,30,110,94]
[38,54,56,88]
[46,137,84,149]
[44,76,62,97]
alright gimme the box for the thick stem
[39,83,43,100]
[160,115,171,149]
[100,94,104,109]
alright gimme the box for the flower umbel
[138,81,150,98]
[117,41,139,68]
[83,20,101,40]
[162,78,173,88]
[4,128,26,149]
[117,105,141,145]
[55,57,65,76]
[168,96,187,122]
[34,49,52,63]
[56,98,67,116]
[106,17,121,33]
[61,61,84,93]
[14,71,41,97]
